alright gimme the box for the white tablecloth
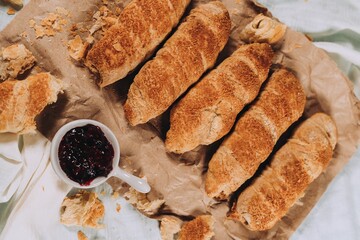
[1,0,360,239]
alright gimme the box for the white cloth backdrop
[1,0,360,239]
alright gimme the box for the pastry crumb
[29,10,69,39]
[88,5,119,36]
[113,43,122,51]
[116,203,121,213]
[67,35,89,61]
[112,191,119,199]
[7,7,16,15]
[55,7,69,16]
[28,19,36,28]
[77,231,88,240]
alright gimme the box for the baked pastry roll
[85,0,191,87]
[165,43,274,153]
[0,72,63,134]
[205,69,306,200]
[124,1,231,125]
[229,113,337,231]
[240,14,287,44]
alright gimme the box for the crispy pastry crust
[178,215,215,240]
[205,69,306,200]
[124,1,231,125]
[229,113,337,231]
[85,0,191,87]
[165,43,274,153]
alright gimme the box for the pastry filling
[58,124,114,185]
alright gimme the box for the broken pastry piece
[123,187,165,216]
[178,215,215,240]
[229,113,337,231]
[240,14,286,45]
[160,216,183,240]
[68,35,90,62]
[0,44,36,81]
[0,72,63,134]
[60,191,105,228]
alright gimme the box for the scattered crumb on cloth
[116,203,121,213]
[77,231,88,240]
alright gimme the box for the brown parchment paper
[1,0,360,239]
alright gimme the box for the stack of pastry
[229,113,337,231]
[84,0,339,234]
[205,68,307,200]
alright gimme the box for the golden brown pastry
[85,0,191,87]
[165,43,274,153]
[160,216,183,240]
[0,44,36,81]
[229,113,337,231]
[205,69,306,200]
[240,14,287,45]
[123,187,165,216]
[60,191,105,229]
[178,215,215,240]
[124,1,231,125]
[77,231,88,240]
[0,72,63,134]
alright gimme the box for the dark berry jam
[58,124,114,186]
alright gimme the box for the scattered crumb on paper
[29,10,70,39]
